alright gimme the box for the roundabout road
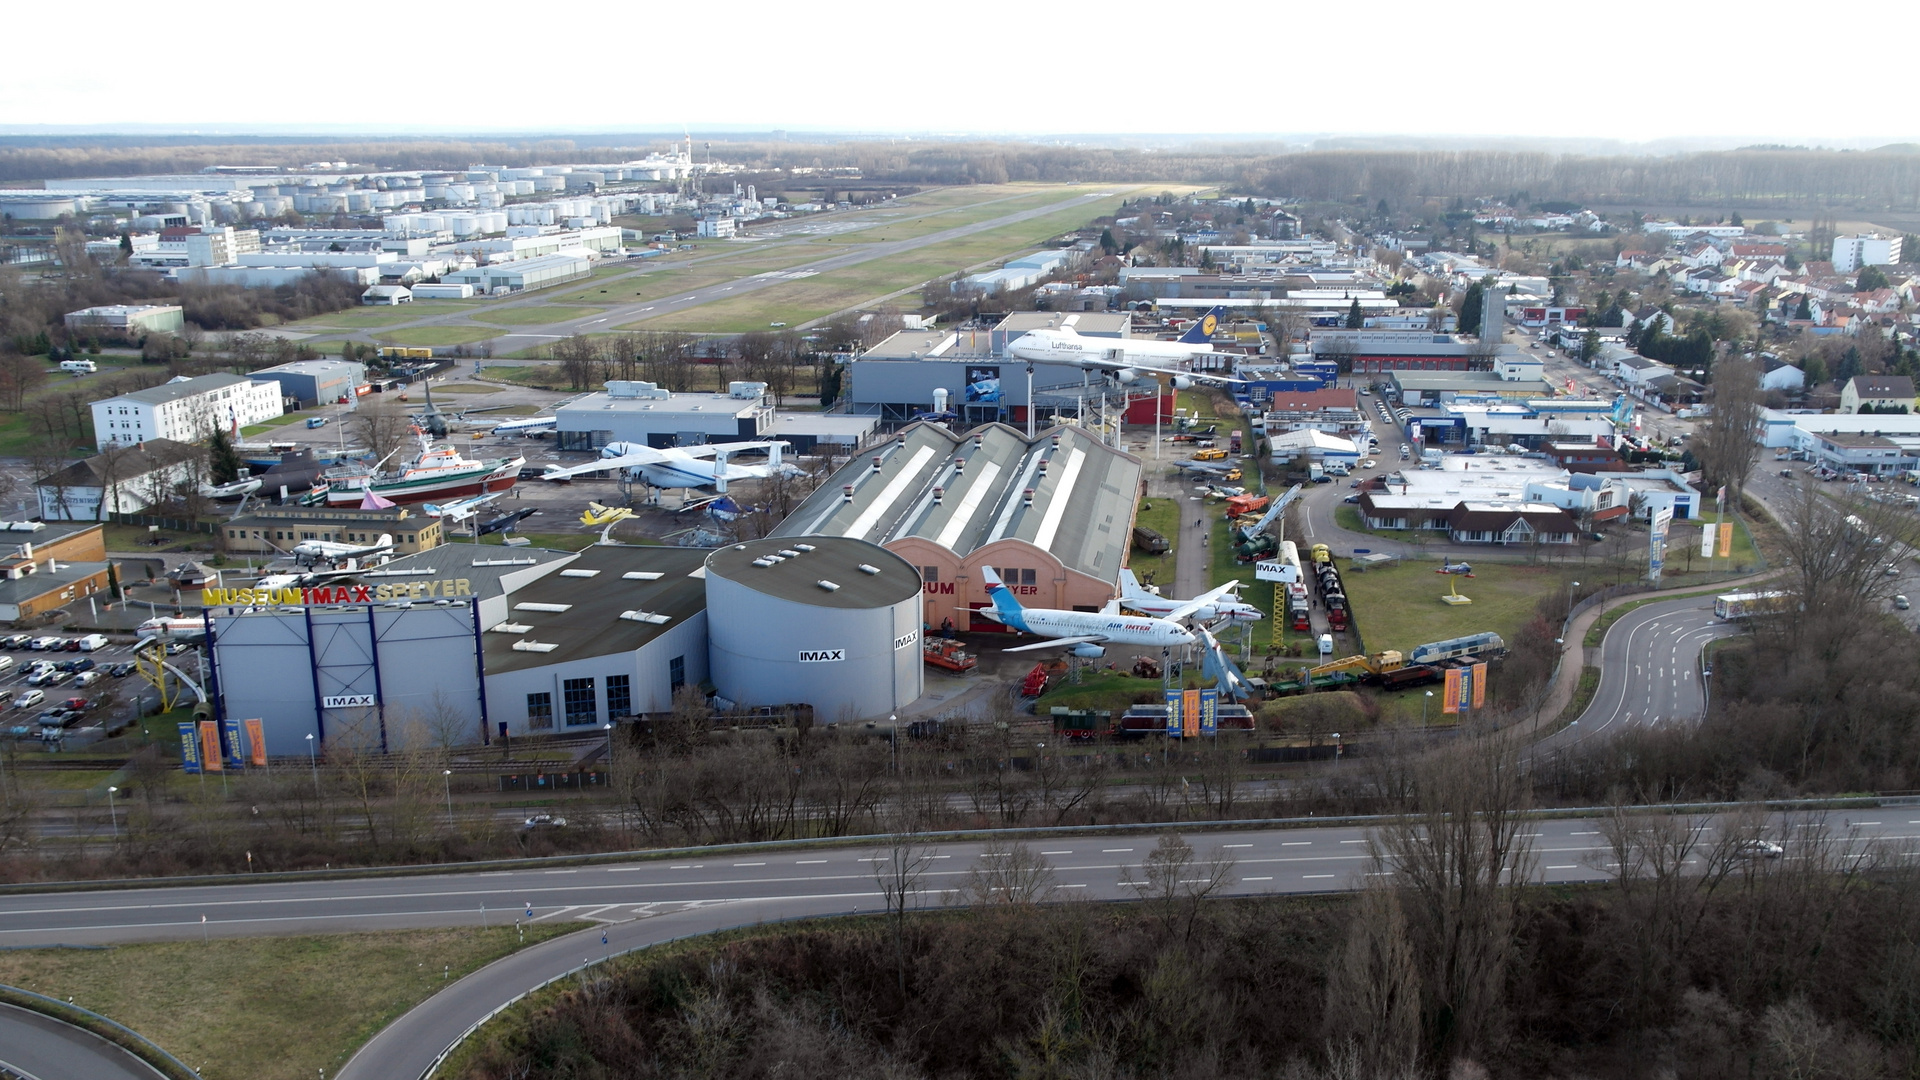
[1536,593,1742,757]
[0,1001,168,1080]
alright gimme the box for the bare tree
[1324,883,1423,1077]
[956,840,1059,907]
[351,402,414,464]
[1695,353,1763,503]
[1120,832,1236,942]
[870,819,935,994]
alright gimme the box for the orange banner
[244,718,266,767]
[1442,668,1462,714]
[199,720,223,773]
[1471,662,1487,709]
[1182,689,1200,737]
[1717,521,1733,558]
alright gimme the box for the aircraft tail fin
[1117,567,1146,599]
[1178,306,1226,344]
[376,534,393,548]
[979,567,1030,632]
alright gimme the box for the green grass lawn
[426,382,504,395]
[631,191,1151,332]
[279,301,478,331]
[476,364,564,389]
[1340,559,1577,657]
[1127,494,1180,584]
[0,925,576,1080]
[374,326,504,347]
[239,414,302,436]
[470,305,608,326]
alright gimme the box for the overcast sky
[5,1,1916,146]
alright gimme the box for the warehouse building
[705,536,921,718]
[483,545,711,733]
[92,373,283,448]
[441,250,593,294]
[848,329,1111,426]
[772,422,1143,632]
[555,380,773,451]
[63,304,186,340]
[251,359,367,407]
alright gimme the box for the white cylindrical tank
[706,537,923,720]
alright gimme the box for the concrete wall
[484,614,708,735]
[705,574,921,720]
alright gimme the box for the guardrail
[0,983,201,1080]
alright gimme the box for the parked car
[72,671,100,688]
[12,690,43,710]
[1737,839,1785,859]
[1896,595,1910,611]
[56,658,94,674]
[62,697,89,712]
[43,671,70,686]
[1343,494,1360,503]
[107,662,136,678]
[27,637,60,651]
[0,635,30,649]
[60,639,82,652]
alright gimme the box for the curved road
[0,1002,167,1080]
[1536,594,1740,756]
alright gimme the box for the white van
[1318,633,1334,656]
[59,359,97,374]
[76,634,108,652]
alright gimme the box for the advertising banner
[1700,523,1716,558]
[199,720,223,773]
[1717,521,1733,558]
[244,718,267,768]
[1182,689,1201,737]
[1199,689,1218,736]
[1471,662,1488,709]
[222,718,244,770]
[965,365,1002,405]
[1442,668,1462,715]
[177,721,201,775]
[1164,689,1182,736]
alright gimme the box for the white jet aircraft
[422,492,504,522]
[1117,569,1263,624]
[272,533,395,569]
[975,567,1243,657]
[539,440,795,498]
[1004,306,1243,388]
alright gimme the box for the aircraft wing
[1092,358,1245,386]
[1003,635,1109,653]
[1162,579,1245,622]
[671,441,788,460]
[541,447,672,481]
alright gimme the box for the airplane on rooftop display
[975,567,1246,658]
[269,533,396,569]
[1117,569,1263,624]
[1005,306,1245,389]
[539,440,798,503]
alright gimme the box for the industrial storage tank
[705,536,924,720]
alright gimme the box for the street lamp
[1568,580,1580,614]
[603,722,614,773]
[304,733,318,796]
[1422,690,1433,726]
[1331,732,1341,763]
[443,769,454,829]
[1702,665,1713,718]
[888,713,899,773]
[106,785,118,838]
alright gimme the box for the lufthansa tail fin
[1178,306,1226,344]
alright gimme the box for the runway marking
[1243,876,1273,882]
[544,870,577,875]
[796,860,827,865]
[1282,841,1311,846]
[1041,851,1073,855]
[733,862,766,867]
[1102,848,1133,853]
[1303,874,1335,880]
[1340,839,1366,844]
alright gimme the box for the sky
[4,1,1917,147]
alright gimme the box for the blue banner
[177,721,201,774]
[222,718,244,770]
[1200,689,1218,736]
[1164,689,1182,737]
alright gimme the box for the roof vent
[1023,487,1035,507]
[871,456,883,472]
[751,557,775,567]
[953,458,965,473]
[1051,434,1061,448]
[471,558,537,567]
[1037,459,1048,476]
[620,609,672,624]
[622,571,664,581]
[488,622,533,633]
[932,486,944,504]
[514,602,572,613]
[511,640,559,653]
[816,579,841,592]
[858,563,881,575]
[559,569,600,578]
[777,549,802,558]
[793,543,816,552]
[973,434,983,450]
[843,484,855,503]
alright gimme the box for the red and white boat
[305,433,523,507]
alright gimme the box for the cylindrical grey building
[705,537,924,720]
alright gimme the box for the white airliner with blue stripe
[976,567,1239,658]
[539,440,795,495]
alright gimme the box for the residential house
[1841,375,1916,414]
[1444,503,1579,546]
[35,439,204,521]
[1681,242,1724,269]
[1759,359,1807,393]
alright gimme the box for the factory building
[219,505,442,559]
[251,359,367,407]
[705,537,922,718]
[771,422,1143,632]
[849,327,1120,426]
